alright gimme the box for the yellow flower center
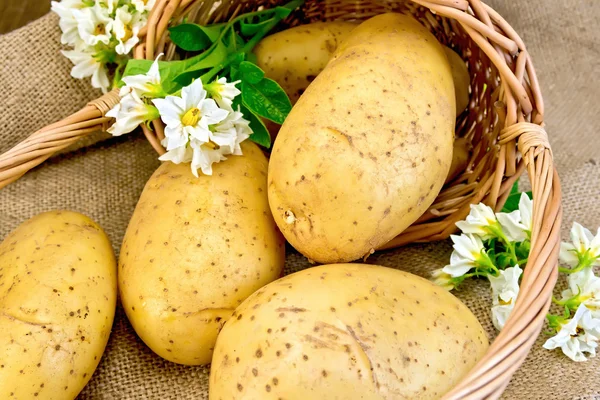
[203,141,220,150]
[94,23,105,35]
[498,298,512,306]
[122,24,134,42]
[181,107,201,126]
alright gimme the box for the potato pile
[0,12,482,400]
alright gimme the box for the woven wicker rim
[0,1,561,398]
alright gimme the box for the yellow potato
[119,142,285,365]
[209,263,488,399]
[444,46,470,114]
[445,137,471,184]
[268,14,455,263]
[0,211,117,399]
[254,21,358,105]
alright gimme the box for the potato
[0,211,117,399]
[209,263,488,399]
[254,21,358,105]
[444,46,470,114]
[445,137,471,184]
[119,142,285,365]
[268,14,455,263]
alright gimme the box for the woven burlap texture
[1,1,599,399]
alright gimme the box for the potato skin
[268,13,455,263]
[209,264,488,400]
[119,141,285,365]
[254,21,358,105]
[0,211,117,399]
[444,46,470,114]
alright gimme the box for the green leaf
[124,1,305,96]
[230,65,240,81]
[241,18,277,36]
[174,40,230,86]
[241,76,292,124]
[241,104,271,148]
[168,23,226,51]
[501,180,533,212]
[239,61,265,84]
[239,3,297,37]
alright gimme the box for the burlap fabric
[1,1,599,398]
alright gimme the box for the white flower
[153,79,228,145]
[51,0,86,46]
[106,91,159,136]
[431,268,455,291]
[212,108,251,154]
[489,265,522,330]
[442,234,486,277]
[132,0,156,13]
[153,79,232,177]
[491,304,514,332]
[495,194,533,242]
[456,203,499,240]
[61,47,110,92]
[543,304,600,362]
[158,144,192,166]
[561,267,600,318]
[189,139,228,176]
[560,222,600,267]
[120,54,164,98]
[158,138,228,177]
[73,4,113,46]
[518,193,533,232]
[113,6,142,55]
[205,78,242,110]
[496,210,528,242]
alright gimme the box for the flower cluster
[432,193,532,331]
[52,0,154,92]
[107,57,251,176]
[544,223,600,361]
[432,191,600,363]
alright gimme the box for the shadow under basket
[0,0,562,398]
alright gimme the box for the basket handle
[0,89,120,189]
[443,122,562,400]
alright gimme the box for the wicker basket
[0,0,561,398]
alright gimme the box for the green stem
[491,225,519,266]
[558,258,592,274]
[463,271,493,279]
[200,0,304,83]
[516,257,528,265]
[201,53,242,83]
[477,252,500,275]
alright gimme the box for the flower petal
[560,242,579,266]
[571,222,594,254]
[518,193,533,232]
[496,211,528,242]
[182,79,207,110]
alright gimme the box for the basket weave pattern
[0,1,561,398]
